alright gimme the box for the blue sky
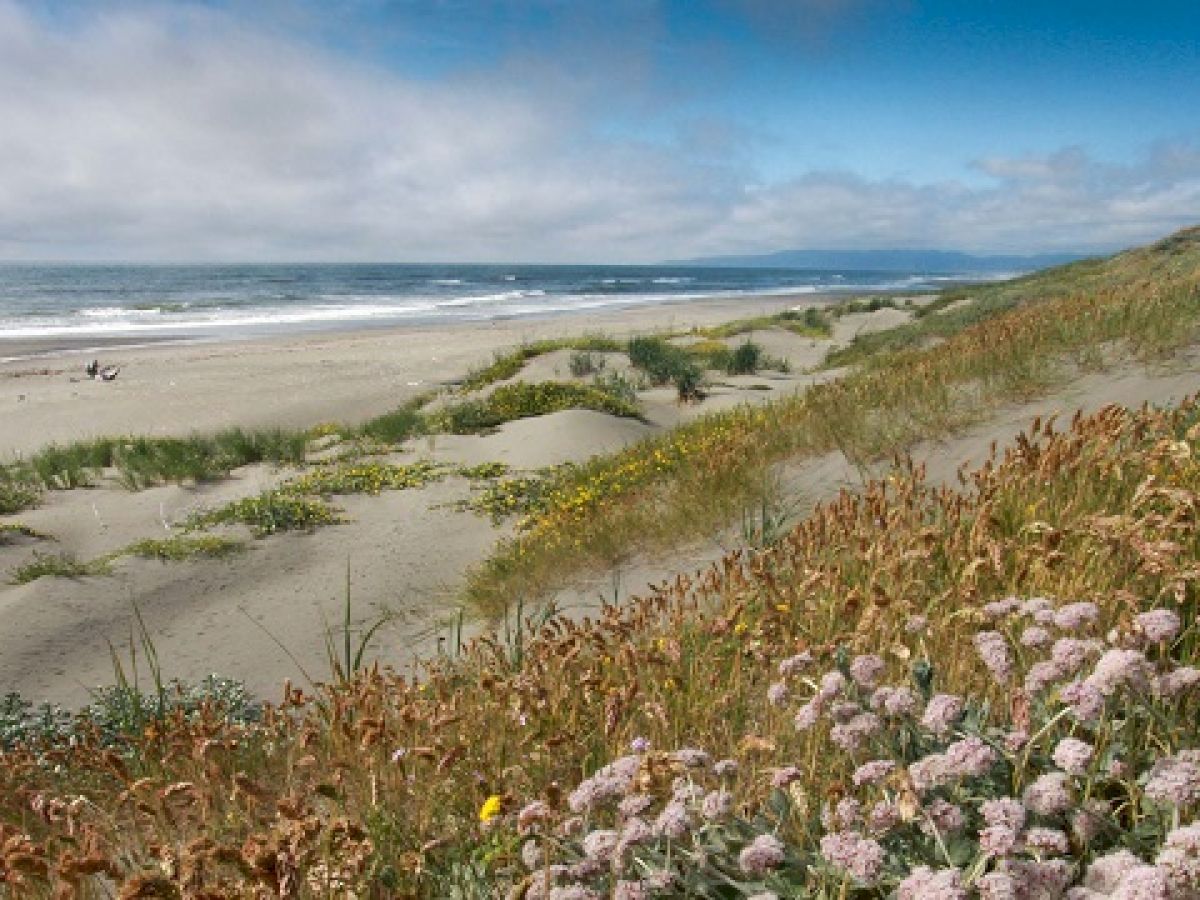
[0,0,1197,261]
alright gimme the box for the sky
[0,0,1198,262]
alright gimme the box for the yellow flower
[479,794,503,823]
[734,621,749,635]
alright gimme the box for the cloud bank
[0,1,1196,261]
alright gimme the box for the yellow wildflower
[479,794,502,823]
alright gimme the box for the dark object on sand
[99,365,120,381]
[85,359,99,378]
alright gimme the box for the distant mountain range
[669,248,1088,273]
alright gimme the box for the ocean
[0,263,987,354]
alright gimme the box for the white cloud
[0,1,1196,261]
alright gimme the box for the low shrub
[285,460,445,496]
[10,551,111,584]
[184,490,341,537]
[125,535,244,561]
[0,474,41,514]
[727,340,763,375]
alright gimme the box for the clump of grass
[3,428,311,496]
[357,404,427,445]
[124,535,244,561]
[568,349,605,377]
[432,381,641,434]
[185,490,341,537]
[10,551,111,584]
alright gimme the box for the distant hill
[669,248,1089,272]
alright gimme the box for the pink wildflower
[1052,737,1094,775]
[617,794,653,818]
[713,758,738,778]
[905,614,928,633]
[872,685,919,716]
[1024,772,1073,815]
[852,760,896,786]
[920,693,964,736]
[652,801,691,839]
[1157,666,1200,698]
[975,630,1014,683]
[581,830,619,863]
[1070,799,1109,844]
[738,833,786,876]
[868,801,901,834]
[898,866,967,900]
[1109,864,1171,899]
[830,712,881,752]
[977,871,1020,900]
[519,801,551,834]
[1023,827,1069,856]
[819,831,884,885]
[982,598,1021,620]
[850,654,885,688]
[1088,647,1153,696]
[909,753,949,793]
[794,700,822,731]
[671,747,710,768]
[1060,679,1106,723]
[1143,750,1200,808]
[772,766,802,788]
[1135,609,1182,644]
[818,670,847,700]
[1053,601,1099,631]
[1025,660,1063,695]
[922,798,966,837]
[1022,626,1052,648]
[1051,637,1102,675]
[1083,849,1142,893]
[777,651,812,678]
[1156,822,1200,896]
[766,681,790,706]
[944,736,998,779]
[701,789,732,821]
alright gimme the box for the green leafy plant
[10,551,111,584]
[185,490,341,537]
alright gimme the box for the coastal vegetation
[3,227,1200,895]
